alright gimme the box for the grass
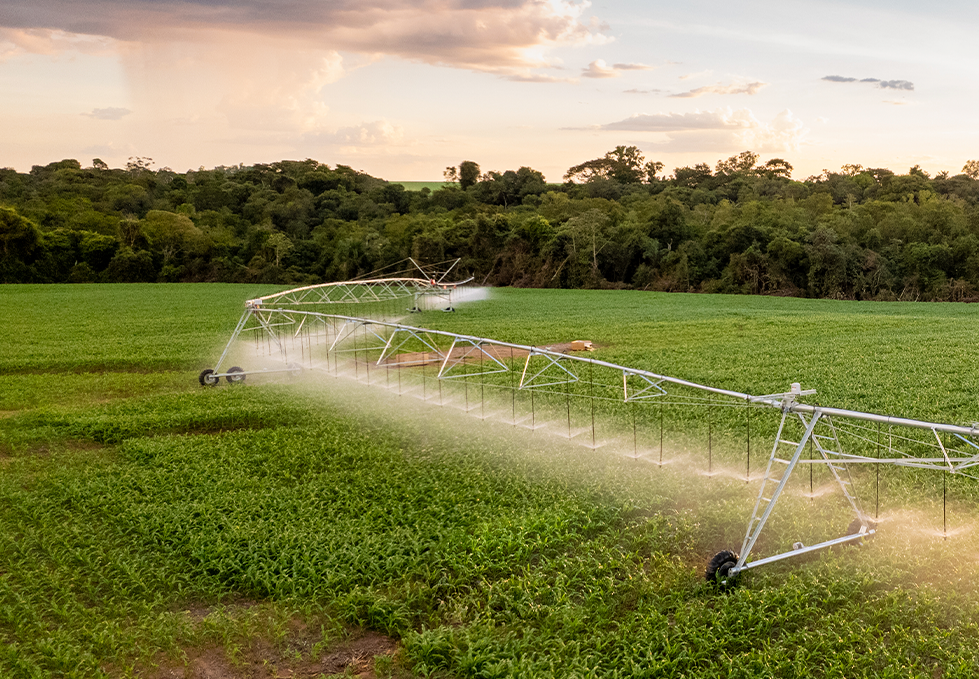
[4,284,979,677]
[0,283,285,373]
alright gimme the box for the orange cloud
[581,59,651,78]
[82,107,131,120]
[1,0,606,74]
[119,33,344,135]
[670,81,767,98]
[0,26,114,60]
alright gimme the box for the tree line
[4,149,979,301]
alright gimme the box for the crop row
[5,284,979,677]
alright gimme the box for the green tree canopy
[0,207,40,260]
[564,146,663,185]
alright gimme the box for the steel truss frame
[246,276,473,311]
[207,302,979,579]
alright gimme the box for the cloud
[678,70,712,81]
[504,72,574,83]
[213,118,411,162]
[581,59,618,78]
[1,0,608,75]
[879,79,914,90]
[670,80,767,98]
[598,109,754,132]
[624,88,664,94]
[581,59,652,78]
[592,107,807,153]
[300,119,415,157]
[740,109,807,152]
[0,26,114,61]
[119,38,345,136]
[211,49,343,132]
[82,107,131,120]
[822,75,915,91]
[320,120,405,147]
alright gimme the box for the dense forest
[4,149,979,301]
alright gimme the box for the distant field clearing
[391,180,454,191]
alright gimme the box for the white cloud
[738,109,807,152]
[582,59,618,78]
[299,119,416,158]
[596,108,807,153]
[328,120,405,147]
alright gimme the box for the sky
[1,0,978,181]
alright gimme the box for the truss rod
[260,310,979,441]
[229,307,979,457]
[246,276,475,307]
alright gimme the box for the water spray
[201,270,979,587]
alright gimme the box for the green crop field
[391,181,454,192]
[4,284,979,678]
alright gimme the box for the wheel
[843,518,871,547]
[706,550,740,587]
[199,369,219,386]
[226,366,246,384]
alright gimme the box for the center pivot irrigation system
[202,263,979,586]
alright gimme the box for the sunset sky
[1,0,976,181]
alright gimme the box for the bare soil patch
[116,625,399,679]
[0,438,108,461]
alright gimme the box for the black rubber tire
[842,518,869,549]
[706,550,740,587]
[199,369,219,387]
[226,366,246,384]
